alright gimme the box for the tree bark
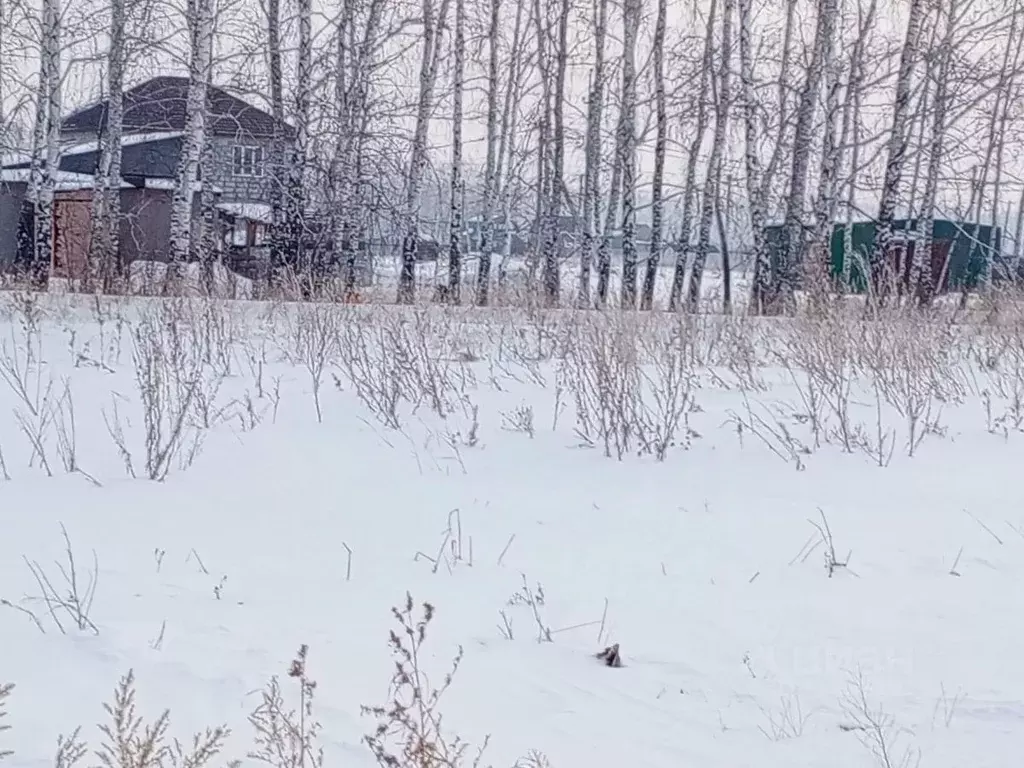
[476,0,502,306]
[398,0,450,304]
[618,0,641,309]
[168,0,214,273]
[807,0,841,305]
[639,0,667,311]
[872,0,927,304]
[87,0,125,292]
[578,0,608,308]
[31,0,61,287]
[446,0,465,302]
[541,0,570,306]
[687,0,732,312]
[738,0,767,314]
[778,0,832,313]
[668,0,716,311]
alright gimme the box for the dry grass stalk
[0,683,12,760]
[840,671,921,768]
[248,645,323,768]
[93,670,237,768]
[24,523,99,634]
[362,593,490,768]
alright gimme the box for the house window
[232,145,264,177]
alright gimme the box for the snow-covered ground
[1,290,1022,768]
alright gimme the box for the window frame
[232,145,265,177]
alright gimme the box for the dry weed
[0,683,11,760]
[249,645,323,768]
[363,593,490,768]
[93,670,238,768]
[839,671,921,768]
[24,523,99,634]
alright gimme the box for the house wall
[60,138,182,180]
[119,188,173,265]
[0,183,27,268]
[119,188,214,265]
[58,130,283,206]
[207,135,277,205]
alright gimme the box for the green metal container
[764,220,1002,294]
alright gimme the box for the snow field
[0,290,1022,767]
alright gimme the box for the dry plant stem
[0,597,47,633]
[810,509,851,577]
[0,682,12,760]
[757,692,811,741]
[363,593,490,768]
[840,671,921,768]
[249,645,324,768]
[24,523,99,634]
[92,669,237,768]
[291,304,339,423]
[0,331,56,476]
[54,728,87,767]
[131,314,207,480]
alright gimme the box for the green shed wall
[764,220,1002,294]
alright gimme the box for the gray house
[60,76,291,257]
[0,76,296,280]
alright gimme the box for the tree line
[0,0,1022,310]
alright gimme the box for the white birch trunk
[397,0,451,304]
[839,0,877,292]
[618,0,640,309]
[807,0,841,303]
[596,115,622,307]
[640,0,667,310]
[668,0,716,311]
[541,0,570,306]
[266,0,284,287]
[88,0,125,291]
[33,0,61,286]
[493,0,526,292]
[687,0,732,312]
[917,4,953,306]
[750,0,797,308]
[475,0,502,305]
[738,0,768,314]
[446,0,465,302]
[286,0,312,290]
[168,0,214,269]
[872,0,926,302]
[779,0,831,313]
[577,0,608,308]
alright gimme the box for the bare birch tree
[26,0,61,286]
[475,0,502,305]
[397,0,450,304]
[265,0,285,288]
[640,0,667,310]
[738,0,767,315]
[288,0,313,288]
[872,0,927,302]
[618,0,641,309]
[807,0,842,305]
[750,0,797,311]
[578,0,609,307]
[446,0,465,302]
[168,0,215,271]
[778,0,832,313]
[541,0,570,306]
[668,0,716,311]
[687,0,732,311]
[86,0,125,291]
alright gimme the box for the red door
[53,192,93,280]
